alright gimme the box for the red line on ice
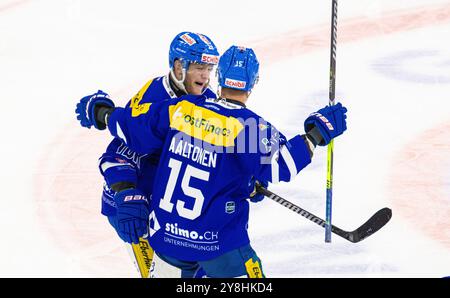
[0,0,31,13]
[253,3,450,65]
[388,121,450,249]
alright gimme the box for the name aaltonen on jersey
[168,138,217,168]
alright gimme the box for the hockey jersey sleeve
[106,99,171,155]
[245,121,312,184]
[98,138,147,186]
[97,78,160,184]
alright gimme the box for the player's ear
[173,60,183,79]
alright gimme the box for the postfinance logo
[169,100,243,147]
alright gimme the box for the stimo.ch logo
[165,222,218,243]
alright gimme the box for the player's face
[184,63,214,95]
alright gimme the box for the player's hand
[75,90,115,130]
[304,102,347,146]
[113,189,150,244]
[248,177,268,203]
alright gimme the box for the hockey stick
[125,236,154,278]
[325,0,338,243]
[256,184,392,243]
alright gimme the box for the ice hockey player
[94,32,219,245]
[75,45,348,277]
[85,31,219,277]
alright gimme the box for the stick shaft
[325,0,338,243]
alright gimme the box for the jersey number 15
[159,158,209,220]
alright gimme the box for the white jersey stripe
[116,123,127,144]
[100,161,132,172]
[271,150,280,184]
[280,145,298,181]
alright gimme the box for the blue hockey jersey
[99,75,216,215]
[106,95,312,261]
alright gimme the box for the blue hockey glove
[75,90,115,130]
[113,189,150,244]
[248,177,268,203]
[304,102,347,146]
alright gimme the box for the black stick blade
[349,208,392,243]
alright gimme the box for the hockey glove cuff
[76,90,115,130]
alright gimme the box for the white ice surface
[0,0,449,277]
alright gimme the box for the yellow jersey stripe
[130,79,153,117]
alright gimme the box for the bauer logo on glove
[124,194,149,203]
[309,112,334,131]
[304,102,347,146]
